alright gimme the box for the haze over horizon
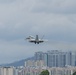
[0,0,76,64]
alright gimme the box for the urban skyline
[34,50,76,67]
[0,63,76,75]
[0,50,76,75]
[1,50,76,67]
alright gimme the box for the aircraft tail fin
[36,35,38,40]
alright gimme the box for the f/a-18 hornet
[26,35,47,44]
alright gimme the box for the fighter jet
[26,35,47,44]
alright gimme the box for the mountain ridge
[0,57,34,67]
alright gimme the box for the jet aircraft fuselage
[26,35,45,44]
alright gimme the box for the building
[48,67,76,75]
[25,60,46,67]
[0,67,15,75]
[47,50,66,67]
[25,60,35,67]
[34,50,76,67]
[34,51,44,61]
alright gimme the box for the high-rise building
[47,50,66,67]
[34,51,48,67]
[71,51,76,66]
[43,53,48,66]
[34,51,44,61]
[34,50,76,67]
[66,51,76,66]
[0,67,15,75]
[65,51,72,66]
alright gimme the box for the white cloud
[32,0,76,14]
[0,0,16,3]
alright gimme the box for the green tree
[40,70,49,75]
[73,72,76,75]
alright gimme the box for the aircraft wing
[39,39,44,43]
[29,39,36,42]
[26,36,35,40]
[39,39,48,43]
[29,35,35,39]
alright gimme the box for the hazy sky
[0,0,76,64]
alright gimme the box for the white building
[25,60,46,67]
[48,67,76,75]
[0,67,15,75]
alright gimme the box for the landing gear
[37,42,39,44]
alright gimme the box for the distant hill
[0,57,34,67]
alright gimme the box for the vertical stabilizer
[36,35,39,41]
